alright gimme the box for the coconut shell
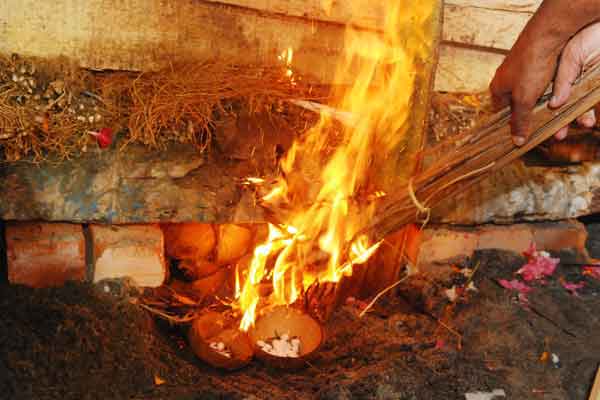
[188,312,253,370]
[216,224,252,265]
[163,223,216,260]
[179,259,220,280]
[249,306,324,369]
[190,267,228,300]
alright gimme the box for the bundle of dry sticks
[358,63,600,245]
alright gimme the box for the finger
[576,109,596,127]
[554,126,568,140]
[510,98,534,145]
[550,44,582,109]
[489,73,511,111]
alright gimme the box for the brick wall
[1,220,593,289]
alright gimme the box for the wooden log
[436,0,542,92]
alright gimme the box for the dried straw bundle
[0,54,326,162]
[359,63,600,243]
[98,61,326,151]
[0,54,107,162]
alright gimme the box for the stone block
[6,222,86,287]
[91,224,166,287]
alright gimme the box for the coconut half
[249,306,324,369]
[188,311,253,370]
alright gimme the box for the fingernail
[513,136,525,146]
[550,96,557,106]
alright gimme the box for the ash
[257,334,301,358]
[209,341,232,358]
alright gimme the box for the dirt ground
[1,248,600,400]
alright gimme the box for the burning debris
[137,0,437,371]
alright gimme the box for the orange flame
[237,0,435,330]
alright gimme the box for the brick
[6,222,86,288]
[91,224,166,287]
[417,228,479,267]
[417,221,592,268]
[477,225,533,254]
[532,220,590,264]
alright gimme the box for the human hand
[491,22,600,145]
[490,23,562,145]
[548,22,600,139]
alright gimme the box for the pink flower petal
[517,244,559,282]
[560,279,585,297]
[583,266,600,280]
[499,279,533,294]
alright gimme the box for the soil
[1,250,600,400]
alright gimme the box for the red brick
[532,220,590,263]
[6,222,86,288]
[90,224,167,287]
[417,220,592,268]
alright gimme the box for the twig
[436,317,463,350]
[137,303,197,324]
[359,276,409,318]
[589,365,600,400]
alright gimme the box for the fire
[237,0,436,330]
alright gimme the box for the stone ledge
[432,160,600,225]
[0,143,265,224]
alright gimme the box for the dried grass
[101,61,325,151]
[0,55,327,162]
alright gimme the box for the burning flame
[237,0,435,330]
[278,48,296,85]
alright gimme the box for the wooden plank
[202,0,385,31]
[443,3,531,50]
[435,44,505,92]
[446,0,542,13]
[0,0,530,92]
[0,0,444,87]
[0,0,350,83]
[205,0,538,51]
